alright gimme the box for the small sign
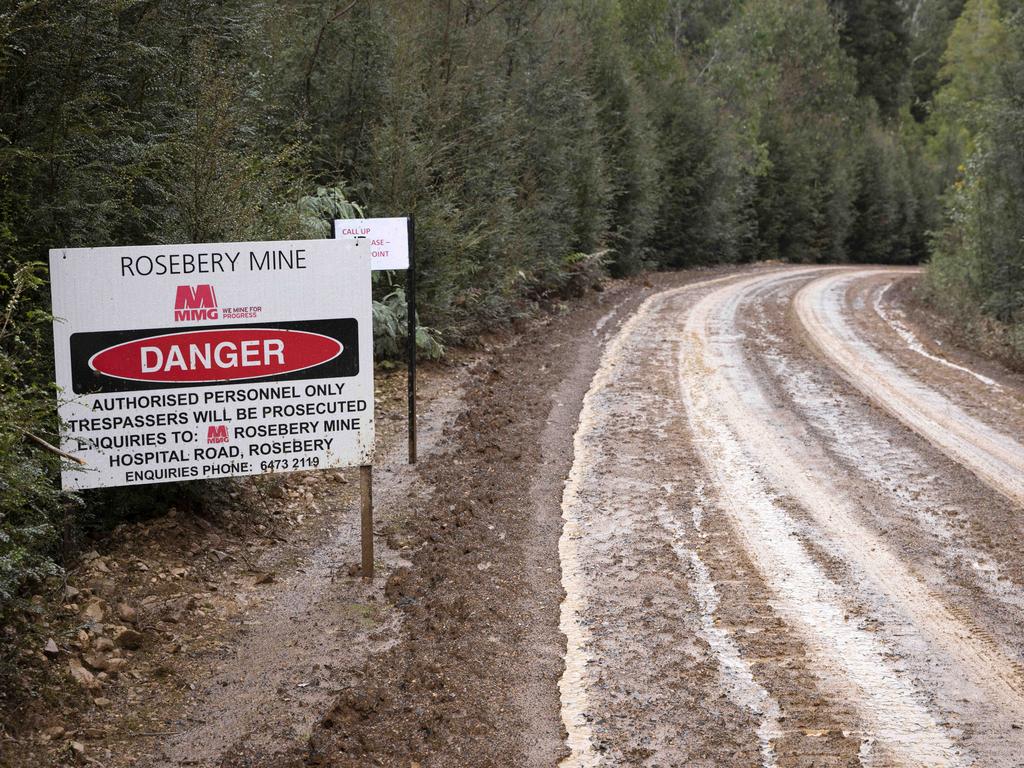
[334,217,409,271]
[50,239,374,490]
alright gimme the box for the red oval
[88,328,343,384]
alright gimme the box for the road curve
[558,265,1024,767]
[795,269,1024,506]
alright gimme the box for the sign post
[50,238,377,574]
[360,464,374,578]
[406,216,417,464]
[333,216,416,464]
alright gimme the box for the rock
[93,636,114,652]
[86,580,109,596]
[70,740,85,757]
[43,638,60,658]
[115,603,137,623]
[82,600,105,623]
[39,725,64,742]
[93,697,112,708]
[68,658,100,690]
[161,595,196,623]
[82,653,108,672]
[105,658,128,675]
[254,572,276,585]
[64,585,80,601]
[113,628,144,650]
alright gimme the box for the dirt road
[559,266,1024,767]
[21,266,1024,768]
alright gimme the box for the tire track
[558,266,1024,766]
[558,270,787,767]
[744,274,1024,627]
[795,270,1024,506]
[654,484,783,768]
[737,272,1024,763]
[679,269,963,767]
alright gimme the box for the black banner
[69,318,359,394]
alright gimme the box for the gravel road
[559,266,1024,767]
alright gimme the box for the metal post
[406,216,417,464]
[360,464,373,579]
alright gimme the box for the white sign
[334,217,409,270]
[50,239,374,490]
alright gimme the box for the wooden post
[360,464,373,579]
[406,216,417,464]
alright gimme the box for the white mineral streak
[657,483,783,768]
[873,280,999,388]
[679,269,961,767]
[557,274,739,767]
[796,270,1024,506]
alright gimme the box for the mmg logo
[174,285,218,321]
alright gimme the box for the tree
[831,0,912,118]
[907,0,968,121]
[927,0,1011,183]
[928,5,1024,358]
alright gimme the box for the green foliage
[0,0,314,614]
[651,78,735,266]
[927,5,1024,361]
[927,0,1011,185]
[847,124,924,264]
[831,0,911,119]
[299,185,366,238]
[371,285,444,361]
[0,263,62,606]
[908,0,968,122]
[582,1,657,274]
[708,0,864,263]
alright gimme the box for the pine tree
[831,0,912,118]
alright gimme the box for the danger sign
[50,239,374,490]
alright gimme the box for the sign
[50,239,374,490]
[333,217,409,270]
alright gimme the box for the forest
[0,0,1020,629]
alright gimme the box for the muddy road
[559,266,1024,767]
[22,265,1024,768]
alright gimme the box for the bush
[926,8,1024,359]
[0,263,62,609]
